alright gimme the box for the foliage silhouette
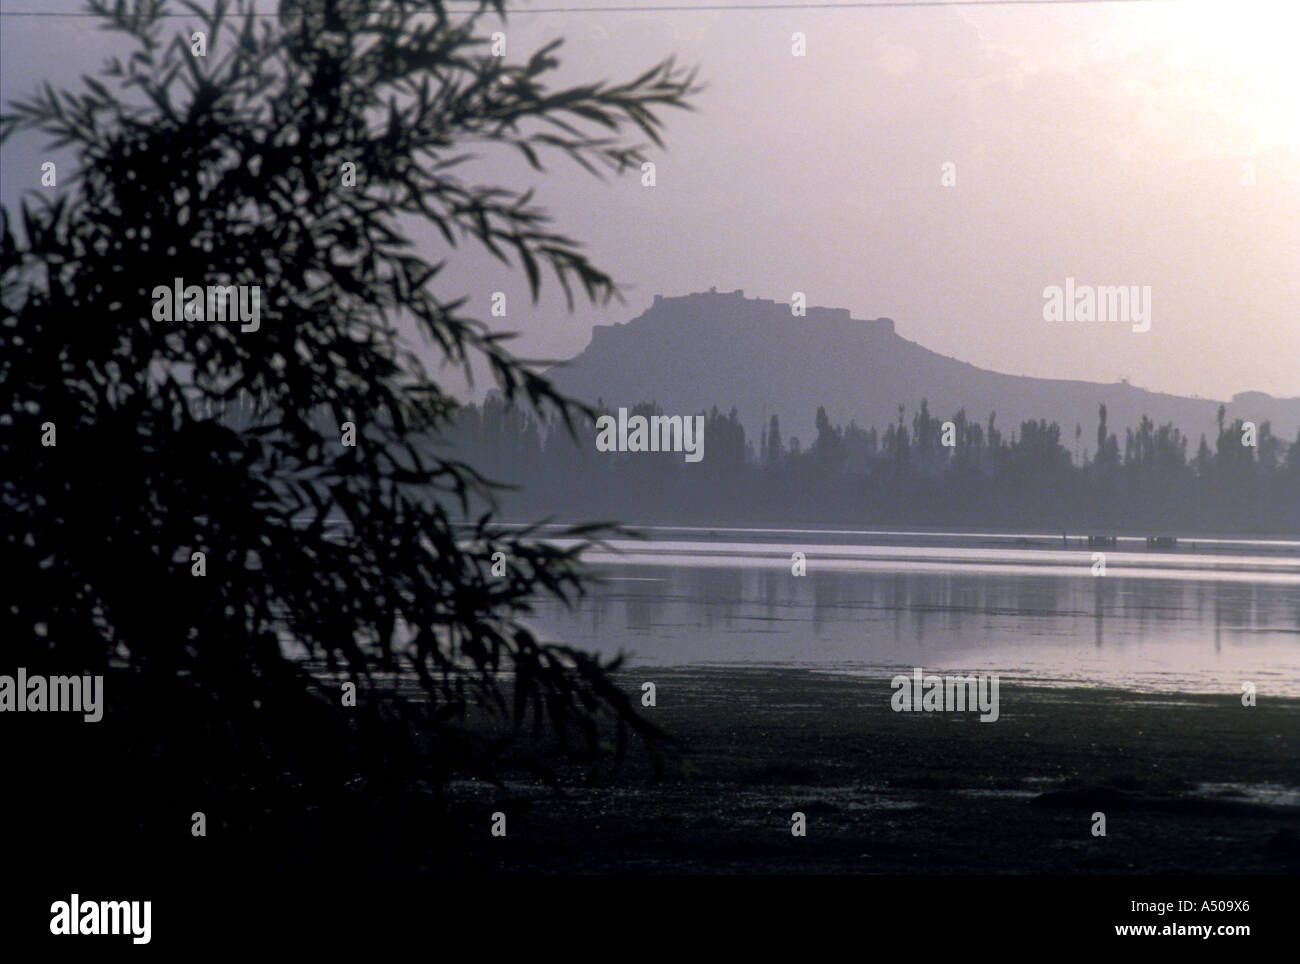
[1,0,700,863]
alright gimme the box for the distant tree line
[435,397,1300,533]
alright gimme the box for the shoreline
[448,667,1300,874]
[13,666,1296,883]
[487,519,1300,542]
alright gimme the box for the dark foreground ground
[443,668,1300,875]
[12,667,1299,884]
[11,667,1298,949]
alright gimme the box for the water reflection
[524,538,1300,695]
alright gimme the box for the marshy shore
[450,668,1300,874]
[21,667,1296,886]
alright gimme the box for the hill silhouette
[547,289,1300,447]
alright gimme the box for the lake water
[517,525,1300,696]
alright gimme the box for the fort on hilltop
[643,288,895,335]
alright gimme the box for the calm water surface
[519,525,1300,696]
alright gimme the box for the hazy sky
[3,0,1297,402]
